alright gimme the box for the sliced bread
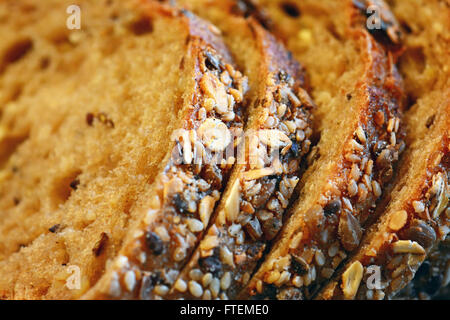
[242,0,406,300]
[162,0,315,300]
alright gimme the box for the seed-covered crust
[317,0,450,300]
[319,135,450,299]
[318,132,448,299]
[391,0,450,301]
[160,1,314,299]
[82,4,249,299]
[243,0,405,300]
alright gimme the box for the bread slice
[242,0,406,300]
[317,0,449,300]
[0,0,248,299]
[395,239,450,300]
[157,0,315,300]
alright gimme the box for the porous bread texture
[386,0,450,102]
[243,0,405,300]
[163,0,314,300]
[317,0,449,300]
[0,0,236,299]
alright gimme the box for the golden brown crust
[243,0,405,300]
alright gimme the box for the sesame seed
[345,154,361,163]
[351,139,364,152]
[342,197,353,211]
[356,126,366,143]
[109,272,122,297]
[394,117,400,132]
[154,226,170,242]
[278,104,287,117]
[351,164,361,181]
[390,132,396,146]
[296,130,306,142]
[189,269,203,281]
[202,273,213,287]
[310,266,317,281]
[220,272,232,290]
[328,243,339,257]
[173,247,186,262]
[189,280,203,298]
[256,279,264,293]
[412,200,425,213]
[372,180,382,198]
[265,270,281,284]
[275,271,291,286]
[315,250,326,266]
[358,183,368,202]
[348,179,358,197]
[365,159,374,175]
[210,278,220,298]
[123,270,136,292]
[220,246,235,268]
[187,218,204,233]
[174,278,187,293]
[242,272,250,284]
[154,284,169,296]
[228,223,241,237]
[292,276,303,288]
[303,272,312,286]
[202,289,212,300]
[363,174,372,191]
[387,118,395,132]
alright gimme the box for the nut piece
[341,261,364,300]
[243,168,275,181]
[388,210,408,231]
[392,240,426,255]
[199,195,215,226]
[200,73,228,113]
[225,179,240,223]
[198,118,232,152]
[258,129,292,149]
